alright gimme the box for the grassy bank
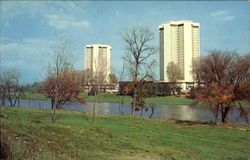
[21,93,194,105]
[1,107,250,160]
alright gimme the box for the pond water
[2,99,249,125]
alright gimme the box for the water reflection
[2,99,249,125]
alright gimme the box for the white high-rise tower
[85,44,112,82]
[159,20,200,82]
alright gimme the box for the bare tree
[91,58,110,123]
[192,59,202,85]
[118,61,126,115]
[191,50,250,123]
[45,33,83,122]
[119,26,158,115]
[79,58,109,123]
[0,69,23,107]
[77,69,93,93]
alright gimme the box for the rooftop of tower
[159,20,200,29]
[86,44,112,48]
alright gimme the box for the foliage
[192,50,250,123]
[125,80,152,113]
[119,81,173,96]
[155,83,172,96]
[45,71,84,110]
[30,81,45,94]
[187,87,201,99]
[166,62,183,82]
[166,62,183,95]
[238,80,250,103]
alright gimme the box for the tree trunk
[131,105,136,116]
[13,96,18,107]
[17,98,20,107]
[214,112,218,123]
[221,106,230,123]
[131,96,136,116]
[131,81,137,116]
[131,64,138,116]
[52,104,56,123]
[28,94,31,107]
[172,86,175,96]
[149,104,157,119]
[8,92,13,107]
[92,93,96,123]
[52,83,58,122]
[1,94,5,106]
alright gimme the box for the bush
[156,83,172,96]
[118,81,173,96]
[186,87,202,99]
[0,134,25,160]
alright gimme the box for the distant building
[159,20,200,83]
[85,44,112,82]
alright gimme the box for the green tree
[166,62,182,95]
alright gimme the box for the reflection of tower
[157,105,214,122]
[84,102,111,114]
[177,105,194,120]
[159,20,200,82]
[85,44,112,82]
[157,105,195,120]
[95,103,110,114]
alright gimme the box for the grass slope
[1,107,249,160]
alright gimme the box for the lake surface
[2,99,249,125]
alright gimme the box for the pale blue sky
[1,1,249,83]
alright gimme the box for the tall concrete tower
[159,20,200,82]
[85,44,112,82]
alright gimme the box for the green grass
[21,93,48,100]
[1,107,249,160]
[21,93,195,105]
[145,96,194,105]
[81,93,133,104]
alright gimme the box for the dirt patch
[175,120,250,130]
[218,123,250,131]
[175,120,216,126]
[0,114,8,118]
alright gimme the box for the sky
[1,1,249,83]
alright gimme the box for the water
[2,99,249,125]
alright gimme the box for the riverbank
[21,93,194,105]
[1,107,249,159]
